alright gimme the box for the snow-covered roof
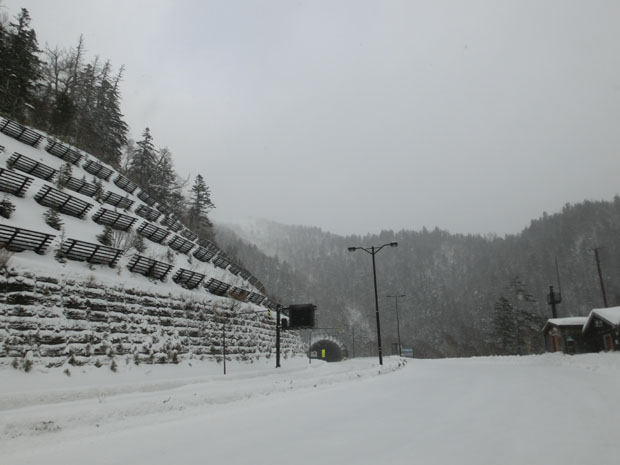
[583,306,620,332]
[542,317,587,332]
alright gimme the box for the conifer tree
[187,174,215,239]
[0,8,41,121]
[150,147,177,205]
[127,127,157,186]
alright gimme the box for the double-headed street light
[348,242,398,365]
[386,294,405,356]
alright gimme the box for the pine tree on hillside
[88,63,128,166]
[150,147,177,205]
[0,8,41,122]
[127,127,157,186]
[35,37,128,167]
[493,296,517,354]
[187,174,215,239]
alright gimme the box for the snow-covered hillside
[1,353,619,464]
[0,119,304,366]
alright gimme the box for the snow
[543,317,588,330]
[585,306,620,329]
[0,130,260,296]
[1,353,620,465]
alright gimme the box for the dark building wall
[544,326,588,354]
[583,316,620,352]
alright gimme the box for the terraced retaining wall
[0,270,304,368]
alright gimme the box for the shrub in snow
[23,359,33,372]
[44,208,63,230]
[96,226,113,246]
[93,178,104,202]
[54,246,67,264]
[0,248,12,270]
[56,161,72,189]
[132,234,146,253]
[0,196,15,218]
[110,359,118,372]
[63,368,71,376]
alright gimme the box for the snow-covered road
[1,353,619,464]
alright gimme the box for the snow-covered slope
[0,125,260,294]
[0,120,303,366]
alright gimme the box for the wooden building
[542,317,588,354]
[582,307,620,352]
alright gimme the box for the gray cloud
[5,0,620,235]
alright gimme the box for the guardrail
[0,118,44,147]
[0,224,55,254]
[127,255,173,281]
[92,207,137,231]
[45,139,83,165]
[168,234,195,254]
[34,185,94,219]
[82,159,113,181]
[7,152,57,181]
[61,238,123,266]
[136,221,170,244]
[172,268,206,289]
[0,168,33,197]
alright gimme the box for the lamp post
[348,242,398,365]
[386,294,405,356]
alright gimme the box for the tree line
[0,6,215,239]
[218,198,620,358]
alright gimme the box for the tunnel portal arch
[308,334,348,362]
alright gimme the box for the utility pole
[348,242,398,366]
[386,294,406,356]
[222,323,227,375]
[276,305,282,368]
[547,285,561,319]
[593,248,608,308]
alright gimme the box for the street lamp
[348,242,398,365]
[386,294,405,356]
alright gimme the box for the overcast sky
[3,0,620,236]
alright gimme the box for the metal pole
[371,246,383,365]
[276,306,281,368]
[387,294,405,356]
[351,327,355,359]
[549,285,558,319]
[395,298,402,356]
[222,323,226,375]
[593,248,608,308]
[308,330,312,364]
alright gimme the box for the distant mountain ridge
[219,198,620,358]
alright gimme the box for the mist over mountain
[217,198,620,358]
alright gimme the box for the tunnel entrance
[309,339,345,362]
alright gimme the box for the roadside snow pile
[0,356,404,443]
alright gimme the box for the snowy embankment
[1,353,620,465]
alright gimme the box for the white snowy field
[1,353,619,465]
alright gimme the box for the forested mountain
[218,198,620,358]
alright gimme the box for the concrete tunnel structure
[308,333,348,362]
